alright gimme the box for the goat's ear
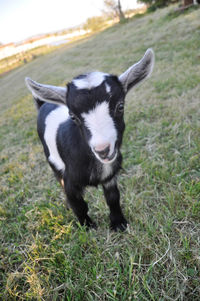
[119,48,154,94]
[25,77,67,105]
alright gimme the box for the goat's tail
[34,97,45,111]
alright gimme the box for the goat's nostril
[94,144,110,159]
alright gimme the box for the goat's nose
[94,143,110,159]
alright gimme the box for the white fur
[82,101,117,163]
[105,83,111,93]
[44,105,69,172]
[101,164,114,181]
[73,72,107,90]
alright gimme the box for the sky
[0,0,140,45]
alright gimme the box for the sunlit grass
[0,4,200,300]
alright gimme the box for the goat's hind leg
[49,162,64,187]
[48,162,66,199]
[48,163,71,210]
[64,177,97,229]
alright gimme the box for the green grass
[0,4,200,300]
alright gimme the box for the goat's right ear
[25,77,67,105]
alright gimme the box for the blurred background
[0,0,145,74]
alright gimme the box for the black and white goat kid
[25,49,154,231]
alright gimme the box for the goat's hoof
[110,218,127,232]
[84,215,97,230]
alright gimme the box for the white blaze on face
[82,102,117,163]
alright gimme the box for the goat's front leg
[103,178,127,231]
[64,178,96,229]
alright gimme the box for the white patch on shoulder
[73,72,108,90]
[82,101,117,161]
[44,105,69,172]
[101,163,113,181]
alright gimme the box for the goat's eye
[116,102,124,114]
[69,112,81,124]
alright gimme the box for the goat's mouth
[95,149,118,164]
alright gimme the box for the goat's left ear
[25,77,67,105]
[119,48,154,94]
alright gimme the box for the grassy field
[0,5,200,300]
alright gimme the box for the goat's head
[26,49,154,164]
